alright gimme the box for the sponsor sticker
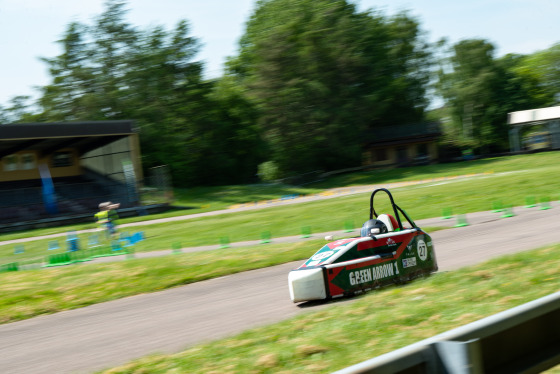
[406,243,413,254]
[402,257,417,268]
[312,251,334,261]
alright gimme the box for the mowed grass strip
[0,239,325,324]
[2,153,559,265]
[100,244,560,374]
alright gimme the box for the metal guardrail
[333,291,560,374]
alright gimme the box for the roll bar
[369,188,417,230]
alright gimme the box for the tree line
[0,0,558,187]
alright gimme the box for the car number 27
[417,240,428,261]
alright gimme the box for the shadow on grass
[174,184,323,207]
[166,205,197,212]
[311,158,499,189]
[295,273,441,309]
[296,292,371,309]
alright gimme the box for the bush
[258,161,280,182]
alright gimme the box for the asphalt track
[0,202,559,374]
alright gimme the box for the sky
[1,0,559,107]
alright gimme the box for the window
[21,153,36,170]
[3,155,18,171]
[52,151,73,167]
[417,143,428,156]
[375,148,387,161]
[397,146,408,164]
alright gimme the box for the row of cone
[216,224,330,250]
[443,196,555,227]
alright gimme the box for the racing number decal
[417,240,428,261]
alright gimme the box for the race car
[288,188,438,303]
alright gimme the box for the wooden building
[363,122,441,167]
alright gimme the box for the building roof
[508,106,560,126]
[0,120,136,158]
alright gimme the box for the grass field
[1,152,559,266]
[98,244,560,374]
[0,152,559,372]
[0,152,558,321]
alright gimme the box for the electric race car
[288,188,438,303]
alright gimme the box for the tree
[91,0,139,120]
[38,0,141,122]
[199,75,264,184]
[121,19,208,186]
[0,96,37,123]
[494,53,554,115]
[34,0,263,186]
[38,21,97,121]
[0,105,7,123]
[437,39,554,153]
[510,45,560,106]
[233,0,432,176]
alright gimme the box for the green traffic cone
[525,196,536,208]
[491,200,503,213]
[454,214,468,227]
[219,237,230,249]
[539,197,552,210]
[172,242,183,253]
[260,231,271,244]
[501,205,515,218]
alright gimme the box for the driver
[360,219,388,237]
